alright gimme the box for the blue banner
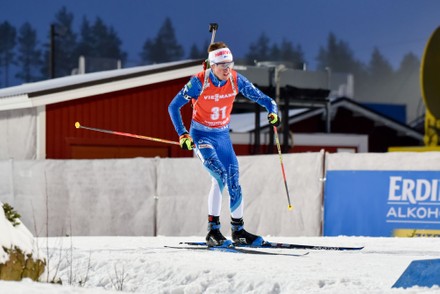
[324,170,440,236]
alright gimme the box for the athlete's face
[211,60,234,81]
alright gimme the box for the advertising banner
[324,170,440,236]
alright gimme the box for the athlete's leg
[208,177,222,216]
[192,130,230,246]
[192,131,227,216]
[228,162,243,219]
[215,132,243,219]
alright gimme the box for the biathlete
[168,42,280,247]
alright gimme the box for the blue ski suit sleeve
[168,76,203,136]
[237,73,278,114]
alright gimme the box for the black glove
[268,113,281,127]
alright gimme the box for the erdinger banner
[324,170,440,236]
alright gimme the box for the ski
[165,245,308,257]
[179,241,364,251]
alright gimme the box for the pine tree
[316,32,364,73]
[76,16,127,72]
[397,52,419,75]
[244,35,306,68]
[41,6,78,79]
[140,17,184,64]
[188,41,209,59]
[189,43,203,59]
[76,17,94,58]
[279,39,305,68]
[366,47,394,100]
[245,32,271,64]
[91,17,126,59]
[270,43,281,61]
[16,22,42,83]
[393,52,420,103]
[2,203,21,227]
[0,21,17,87]
[316,32,367,96]
[369,48,393,77]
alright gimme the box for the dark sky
[1,0,439,69]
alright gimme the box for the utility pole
[49,24,55,79]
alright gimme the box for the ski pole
[74,122,180,146]
[273,126,293,210]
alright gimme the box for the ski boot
[206,215,231,247]
[231,218,264,246]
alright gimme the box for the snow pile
[0,202,46,281]
[0,201,45,277]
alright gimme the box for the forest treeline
[0,6,420,103]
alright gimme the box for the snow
[1,235,440,293]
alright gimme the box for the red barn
[0,60,202,159]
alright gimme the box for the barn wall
[46,77,194,159]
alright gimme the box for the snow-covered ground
[2,236,440,293]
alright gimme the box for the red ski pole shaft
[273,126,293,210]
[74,122,180,146]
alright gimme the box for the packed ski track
[2,236,440,293]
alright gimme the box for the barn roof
[0,59,202,111]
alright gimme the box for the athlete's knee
[204,156,227,185]
[227,164,240,190]
[227,164,242,204]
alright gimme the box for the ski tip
[288,205,293,211]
